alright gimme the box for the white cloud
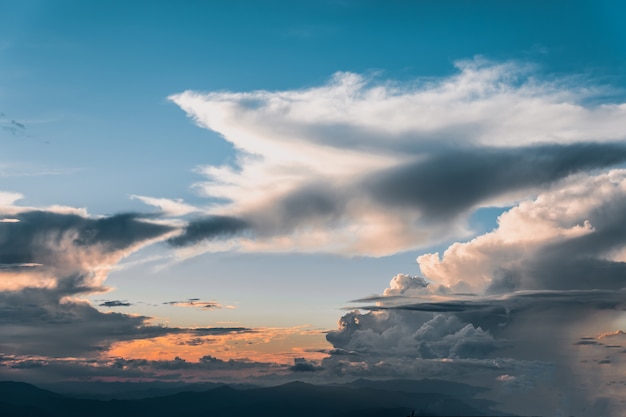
[169,59,626,256]
[417,170,626,293]
[131,194,199,216]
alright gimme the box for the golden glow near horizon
[107,326,329,364]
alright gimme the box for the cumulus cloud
[326,287,626,415]
[417,169,626,293]
[327,309,499,360]
[167,59,626,255]
[383,273,429,296]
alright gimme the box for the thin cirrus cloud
[0,112,26,137]
[166,59,626,256]
[130,194,200,217]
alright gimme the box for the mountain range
[0,379,515,417]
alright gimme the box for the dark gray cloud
[355,289,626,336]
[176,337,213,346]
[260,182,347,233]
[166,143,626,249]
[0,209,179,357]
[289,358,322,372]
[0,353,278,384]
[0,210,173,269]
[324,281,626,415]
[0,263,41,270]
[98,300,133,308]
[0,288,174,356]
[0,285,252,357]
[188,327,253,336]
[574,340,602,346]
[366,143,626,220]
[360,289,626,313]
[163,299,222,310]
[112,355,268,371]
[167,215,248,247]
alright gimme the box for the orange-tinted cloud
[107,326,329,364]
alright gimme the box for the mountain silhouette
[0,379,511,416]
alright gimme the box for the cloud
[416,169,626,293]
[289,357,322,372]
[324,286,626,415]
[163,299,223,310]
[0,289,177,356]
[98,300,133,308]
[326,309,500,360]
[363,143,626,221]
[4,59,626,416]
[323,169,626,415]
[168,59,626,256]
[0,353,281,383]
[167,215,249,247]
[0,112,26,136]
[131,195,200,216]
[0,197,182,357]
[598,330,626,339]
[383,273,429,296]
[0,209,176,292]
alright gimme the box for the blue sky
[3,1,626,415]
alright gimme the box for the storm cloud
[322,171,626,415]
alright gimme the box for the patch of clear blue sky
[2,0,626,327]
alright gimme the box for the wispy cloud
[0,112,26,136]
[98,300,133,308]
[131,195,200,216]
[163,298,224,310]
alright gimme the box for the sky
[2,0,626,415]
